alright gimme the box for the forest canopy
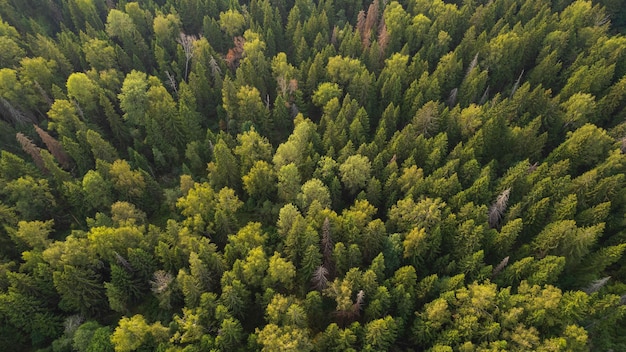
[2,0,626,351]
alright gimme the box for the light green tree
[297,178,331,212]
[219,9,246,37]
[339,154,371,194]
[110,315,169,352]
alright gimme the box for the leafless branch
[114,251,133,272]
[479,85,490,105]
[510,69,524,99]
[64,315,84,335]
[312,265,329,291]
[354,289,365,311]
[72,99,85,120]
[488,188,511,228]
[208,55,222,81]
[165,70,178,95]
[595,14,610,27]
[321,217,334,271]
[178,33,197,82]
[0,98,33,125]
[491,256,509,278]
[33,80,53,107]
[584,276,611,295]
[465,53,479,79]
[151,270,174,294]
[448,88,458,107]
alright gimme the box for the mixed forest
[3,0,626,350]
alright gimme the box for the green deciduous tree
[313,82,343,108]
[3,176,56,221]
[235,127,273,175]
[277,163,301,203]
[219,9,246,37]
[118,70,149,126]
[214,187,244,245]
[110,315,169,352]
[108,159,145,200]
[265,251,296,291]
[339,154,371,194]
[297,178,331,212]
[243,160,277,201]
[12,219,54,251]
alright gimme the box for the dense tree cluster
[2,0,626,350]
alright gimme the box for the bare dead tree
[64,315,85,336]
[334,289,366,327]
[208,55,222,81]
[447,88,458,107]
[72,99,85,120]
[479,85,490,105]
[365,0,380,35]
[353,289,365,313]
[594,13,610,27]
[491,256,510,278]
[584,276,611,295]
[288,79,298,95]
[358,0,379,49]
[331,26,339,47]
[465,53,479,80]
[114,251,133,272]
[510,69,524,98]
[151,270,174,309]
[277,76,288,97]
[16,132,46,172]
[377,18,389,56]
[415,102,440,137]
[1,98,33,125]
[321,217,335,274]
[178,33,197,82]
[361,26,372,48]
[312,265,329,291]
[356,10,366,38]
[34,124,70,169]
[151,270,174,294]
[33,80,53,107]
[165,70,178,95]
[488,188,511,229]
[290,102,299,118]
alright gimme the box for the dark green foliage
[1,0,626,350]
